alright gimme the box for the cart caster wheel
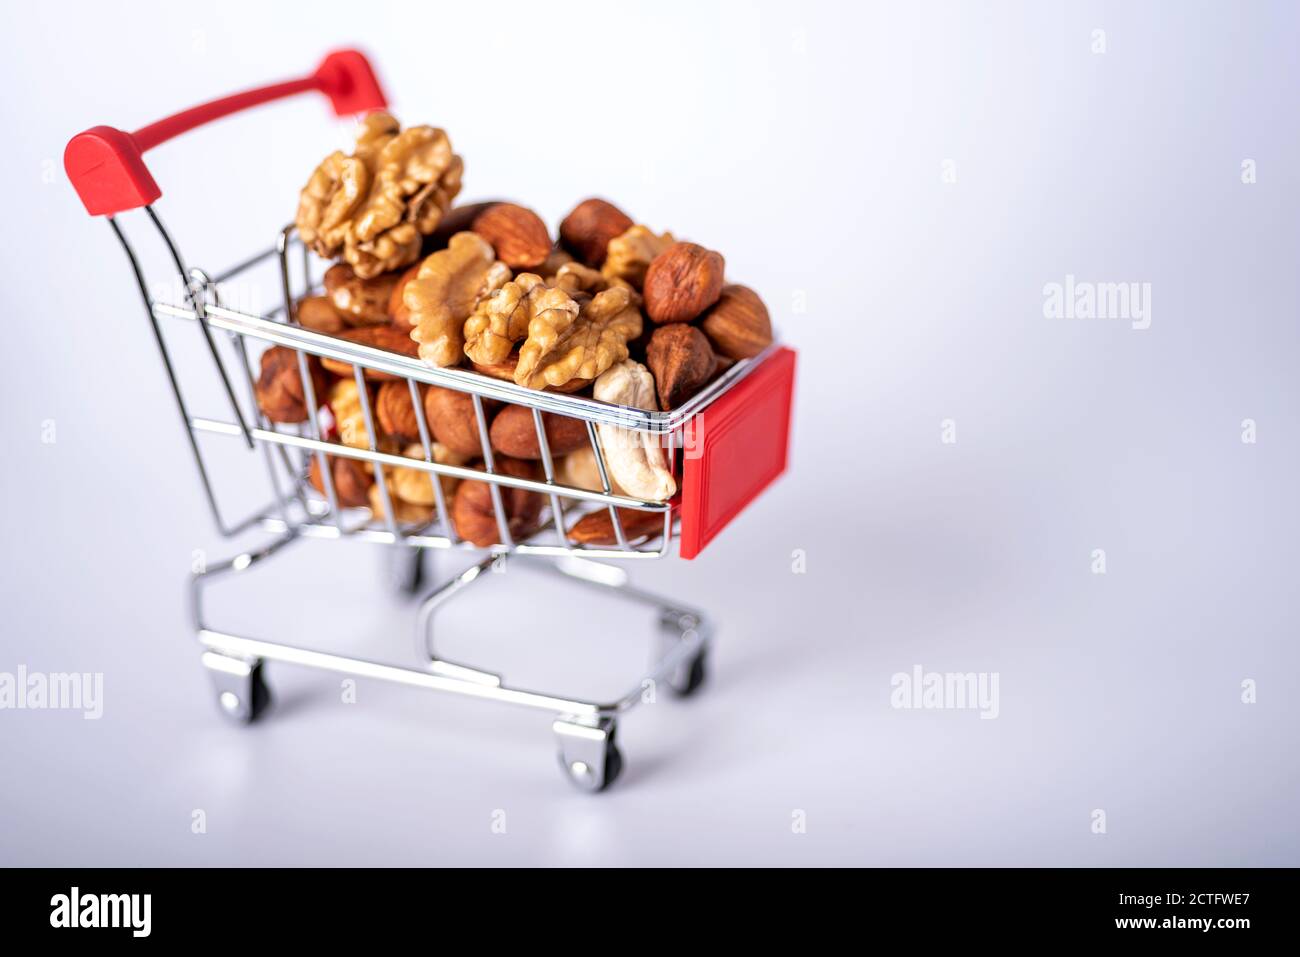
[670,648,709,698]
[201,653,271,724]
[554,718,623,793]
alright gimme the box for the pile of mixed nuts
[255,111,774,548]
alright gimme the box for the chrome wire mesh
[110,214,772,560]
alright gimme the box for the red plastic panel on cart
[678,347,796,559]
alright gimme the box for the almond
[642,242,725,325]
[422,201,504,254]
[296,295,346,334]
[559,198,634,267]
[568,508,666,546]
[700,284,772,359]
[470,354,519,382]
[388,264,421,327]
[323,263,401,326]
[471,202,552,269]
[319,325,421,382]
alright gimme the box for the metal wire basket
[66,49,796,790]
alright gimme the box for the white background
[1,0,1297,865]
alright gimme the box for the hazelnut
[451,456,543,547]
[645,324,717,410]
[642,242,725,325]
[424,386,493,458]
[489,405,590,459]
[308,455,373,508]
[559,198,634,267]
[375,380,426,442]
[254,346,326,424]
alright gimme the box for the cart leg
[187,540,715,786]
[201,651,271,724]
[658,608,709,697]
[189,534,296,727]
[554,716,623,792]
[544,557,714,698]
[414,555,506,685]
[385,547,429,597]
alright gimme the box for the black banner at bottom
[0,867,1293,941]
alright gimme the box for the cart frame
[66,49,794,790]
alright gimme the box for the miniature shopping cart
[65,50,796,791]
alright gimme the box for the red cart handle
[65,49,387,217]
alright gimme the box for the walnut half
[513,285,642,391]
[463,274,578,367]
[405,233,512,367]
[295,111,464,279]
[602,225,675,290]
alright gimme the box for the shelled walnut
[470,351,592,393]
[406,232,511,367]
[550,261,635,299]
[296,112,463,279]
[514,284,642,390]
[464,273,577,367]
[602,225,675,290]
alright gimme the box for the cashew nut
[592,360,675,502]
